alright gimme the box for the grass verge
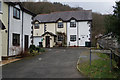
[77,53,120,78]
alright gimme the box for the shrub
[36,47,45,52]
[28,45,45,56]
[29,45,36,50]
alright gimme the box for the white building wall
[67,21,78,46]
[0,29,2,61]
[8,5,33,56]
[67,21,91,47]
[23,12,32,50]
[33,37,42,47]
[1,2,9,57]
[9,5,23,56]
[78,21,90,46]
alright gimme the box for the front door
[79,35,86,46]
[46,36,50,48]
[24,35,29,51]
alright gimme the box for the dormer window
[58,22,63,28]
[70,20,76,27]
[13,7,20,19]
[34,23,39,29]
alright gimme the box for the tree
[91,12,106,46]
[105,1,120,42]
[21,2,81,14]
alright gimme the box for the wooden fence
[97,32,120,67]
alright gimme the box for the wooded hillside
[21,2,82,14]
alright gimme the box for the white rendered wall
[67,21,78,46]
[23,12,32,50]
[9,5,23,56]
[67,21,91,47]
[78,21,90,46]
[1,2,8,57]
[33,37,42,47]
[0,29,2,61]
[9,5,33,56]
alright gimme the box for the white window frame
[70,35,76,41]
[70,20,76,27]
[13,7,20,19]
[58,22,63,28]
[34,23,39,29]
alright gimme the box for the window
[58,35,63,41]
[58,22,63,28]
[70,20,76,27]
[34,23,39,29]
[13,7,20,19]
[12,33,20,46]
[70,35,76,41]
[0,1,2,12]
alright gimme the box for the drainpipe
[21,11,24,53]
[31,17,34,45]
[77,21,79,46]
[7,4,10,56]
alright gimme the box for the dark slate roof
[0,20,6,30]
[42,32,57,37]
[34,10,92,23]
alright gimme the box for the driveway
[2,47,88,78]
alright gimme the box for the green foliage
[28,50,39,56]
[79,53,120,78]
[105,1,120,43]
[91,13,106,46]
[29,45,36,50]
[36,47,45,52]
[21,2,82,15]
[28,45,45,56]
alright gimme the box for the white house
[32,10,92,47]
[2,2,35,57]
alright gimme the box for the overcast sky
[46,0,117,14]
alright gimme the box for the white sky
[48,0,117,2]
[46,0,117,14]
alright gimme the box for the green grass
[78,53,120,78]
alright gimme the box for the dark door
[24,35,29,51]
[46,36,50,48]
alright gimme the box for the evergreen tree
[105,1,120,42]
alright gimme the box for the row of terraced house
[0,1,92,61]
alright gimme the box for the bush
[28,45,45,56]
[29,45,36,50]
[36,47,45,52]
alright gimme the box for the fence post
[110,50,112,71]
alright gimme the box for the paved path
[2,47,88,78]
